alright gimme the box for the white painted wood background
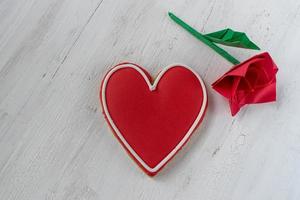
[0,0,300,199]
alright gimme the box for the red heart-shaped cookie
[100,63,207,176]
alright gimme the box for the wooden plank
[0,0,300,199]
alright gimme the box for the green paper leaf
[203,29,260,50]
[168,12,240,65]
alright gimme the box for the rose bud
[212,52,278,116]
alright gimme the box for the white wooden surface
[0,0,300,199]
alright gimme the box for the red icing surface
[100,63,207,176]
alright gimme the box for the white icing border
[101,63,207,173]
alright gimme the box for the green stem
[168,12,240,65]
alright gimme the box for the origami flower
[212,52,278,116]
[169,12,279,116]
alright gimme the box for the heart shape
[100,63,207,176]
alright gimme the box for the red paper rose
[212,52,278,116]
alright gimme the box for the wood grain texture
[0,0,300,199]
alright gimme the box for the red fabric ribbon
[212,52,278,116]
